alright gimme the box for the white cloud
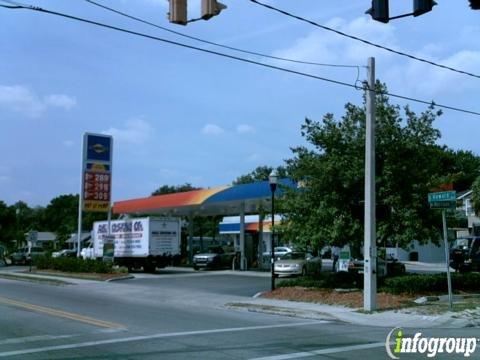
[0,85,76,118]
[236,124,255,134]
[386,49,480,97]
[270,17,396,69]
[270,17,480,102]
[44,94,76,110]
[201,123,225,135]
[103,118,153,144]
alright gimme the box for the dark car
[450,237,480,272]
[11,246,46,265]
[193,247,235,270]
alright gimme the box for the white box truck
[92,217,181,272]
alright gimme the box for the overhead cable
[84,0,361,70]
[248,0,480,80]
[1,2,479,117]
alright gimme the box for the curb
[225,298,476,329]
[105,275,135,282]
[225,302,337,322]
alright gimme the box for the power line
[84,0,361,70]
[248,0,480,80]
[1,2,479,117]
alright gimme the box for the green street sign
[429,201,456,209]
[428,191,456,203]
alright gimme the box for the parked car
[11,246,46,265]
[346,255,406,277]
[262,246,293,259]
[193,247,236,270]
[274,252,322,277]
[450,237,480,272]
[52,249,77,258]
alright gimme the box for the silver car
[262,246,293,258]
[274,252,322,277]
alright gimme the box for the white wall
[387,240,446,263]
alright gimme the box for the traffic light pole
[364,57,377,312]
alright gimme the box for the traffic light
[201,0,227,20]
[470,0,480,9]
[365,0,389,23]
[168,0,187,25]
[413,0,437,16]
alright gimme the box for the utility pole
[364,57,377,312]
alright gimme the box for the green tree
[280,82,452,252]
[0,201,17,250]
[233,165,288,185]
[472,177,480,215]
[151,183,199,196]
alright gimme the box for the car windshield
[452,238,472,250]
[281,252,305,260]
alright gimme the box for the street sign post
[428,190,456,310]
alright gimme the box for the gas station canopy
[113,179,296,217]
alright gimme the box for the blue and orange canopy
[113,179,295,216]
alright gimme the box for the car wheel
[193,265,199,271]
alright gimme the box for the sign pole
[77,134,86,257]
[428,190,455,310]
[442,209,453,310]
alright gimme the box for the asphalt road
[0,270,477,359]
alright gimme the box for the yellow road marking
[0,296,124,329]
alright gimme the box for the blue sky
[1,0,479,206]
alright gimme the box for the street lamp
[269,169,278,291]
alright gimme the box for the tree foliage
[280,82,468,252]
[151,183,199,196]
[233,166,288,185]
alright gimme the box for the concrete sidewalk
[226,295,480,329]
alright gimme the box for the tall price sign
[81,134,113,212]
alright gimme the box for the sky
[0,0,479,207]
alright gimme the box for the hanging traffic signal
[470,0,480,9]
[168,0,187,25]
[413,0,437,16]
[201,0,227,20]
[366,0,389,23]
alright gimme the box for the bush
[277,272,363,289]
[33,256,115,274]
[383,273,480,295]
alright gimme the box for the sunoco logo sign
[385,328,477,358]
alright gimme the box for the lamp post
[269,170,278,291]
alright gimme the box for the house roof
[457,190,473,200]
